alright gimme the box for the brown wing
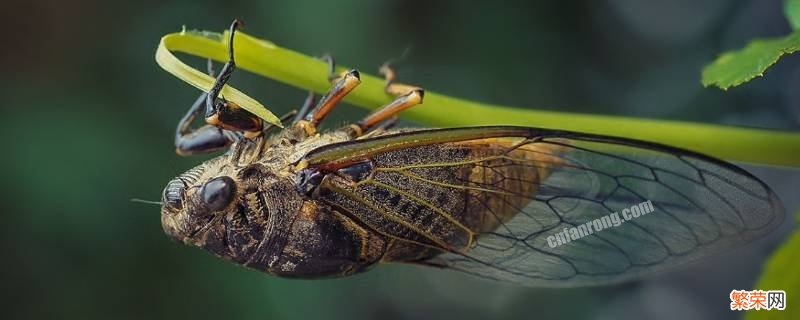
[297,126,784,286]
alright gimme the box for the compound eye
[200,176,236,211]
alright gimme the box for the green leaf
[702,31,800,90]
[787,0,800,30]
[155,28,283,127]
[745,210,800,320]
[156,27,800,167]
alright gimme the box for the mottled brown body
[162,123,782,286]
[162,125,561,278]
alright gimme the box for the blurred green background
[1,0,798,319]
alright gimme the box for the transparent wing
[301,127,784,287]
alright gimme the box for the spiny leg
[204,19,264,139]
[305,68,360,126]
[295,55,361,134]
[175,93,241,156]
[349,89,424,136]
[174,20,262,156]
[292,54,348,123]
[174,59,237,156]
[354,116,399,139]
[348,63,425,137]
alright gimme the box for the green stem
[159,29,800,167]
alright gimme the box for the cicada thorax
[266,200,389,277]
[204,165,374,278]
[308,134,565,262]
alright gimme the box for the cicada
[160,21,783,286]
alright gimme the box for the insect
[160,20,784,286]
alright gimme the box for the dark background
[1,0,798,319]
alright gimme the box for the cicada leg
[354,117,399,139]
[176,20,299,156]
[203,20,264,139]
[175,92,300,156]
[348,63,425,137]
[174,92,243,156]
[292,53,347,122]
[349,89,424,137]
[291,53,362,135]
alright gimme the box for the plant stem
[159,29,800,167]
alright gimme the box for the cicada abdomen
[308,135,567,263]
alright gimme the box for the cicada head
[160,154,304,264]
[160,138,389,278]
